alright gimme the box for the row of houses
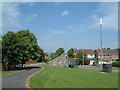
[73,49,119,64]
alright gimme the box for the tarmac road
[2,64,41,88]
[50,54,68,66]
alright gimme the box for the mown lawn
[0,70,22,77]
[29,65,118,88]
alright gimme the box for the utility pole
[41,48,44,62]
[83,49,84,65]
[65,30,67,54]
[100,17,103,71]
[65,29,68,66]
[41,39,45,62]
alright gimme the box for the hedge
[112,62,120,67]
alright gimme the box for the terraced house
[95,49,118,63]
[73,49,118,64]
[73,49,95,59]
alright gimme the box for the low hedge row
[112,62,120,67]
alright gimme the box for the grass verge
[29,65,118,88]
[0,70,23,77]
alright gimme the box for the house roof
[73,49,95,55]
[95,49,118,56]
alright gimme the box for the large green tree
[55,48,64,57]
[2,31,17,70]
[67,48,75,58]
[49,48,64,60]
[2,30,43,70]
[49,53,57,60]
[0,40,2,63]
[76,51,87,65]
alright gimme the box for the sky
[1,2,118,53]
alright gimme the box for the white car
[16,64,24,68]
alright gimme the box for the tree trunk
[2,63,6,71]
[8,64,11,71]
[21,61,24,69]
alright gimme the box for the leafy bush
[55,48,64,57]
[49,48,64,60]
[112,62,120,67]
[49,53,57,60]
[67,48,75,58]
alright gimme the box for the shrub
[112,62,120,67]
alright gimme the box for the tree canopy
[55,48,64,57]
[67,48,88,65]
[49,48,64,60]
[102,48,111,50]
[76,51,87,61]
[2,30,44,70]
[67,48,75,58]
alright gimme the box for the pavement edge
[25,66,44,88]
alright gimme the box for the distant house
[73,49,119,65]
[73,49,95,59]
[94,49,118,63]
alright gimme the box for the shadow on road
[14,66,41,71]
[24,66,41,70]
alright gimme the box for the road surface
[49,54,68,66]
[2,64,41,88]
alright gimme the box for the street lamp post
[100,17,103,71]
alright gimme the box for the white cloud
[60,3,118,35]
[93,3,117,31]
[54,2,63,7]
[67,26,74,30]
[24,14,38,23]
[2,0,40,2]
[79,3,118,31]
[61,10,69,16]
[2,0,119,2]
[32,14,37,17]
[52,30,65,34]
[2,2,37,33]
[2,3,21,29]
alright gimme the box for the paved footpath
[2,64,41,88]
[79,65,120,72]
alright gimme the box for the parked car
[16,64,24,68]
[84,60,90,65]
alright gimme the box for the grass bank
[0,70,23,77]
[29,65,118,88]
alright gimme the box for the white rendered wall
[87,54,95,59]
